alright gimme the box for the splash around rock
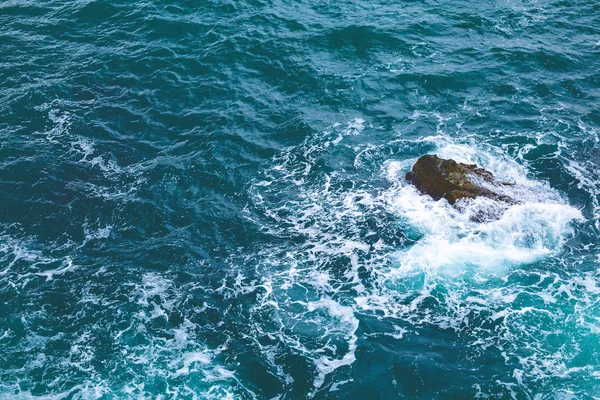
[406,154,513,205]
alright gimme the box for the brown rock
[406,154,511,205]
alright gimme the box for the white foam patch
[33,106,72,144]
[35,258,78,281]
[83,223,112,243]
[387,185,582,275]
[306,298,359,391]
[109,273,243,398]
[0,237,43,277]
[563,158,600,229]
[0,235,80,285]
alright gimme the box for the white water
[242,120,588,396]
[1,115,593,398]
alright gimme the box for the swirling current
[1,0,600,398]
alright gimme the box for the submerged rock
[406,154,513,205]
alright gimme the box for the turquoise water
[1,0,600,398]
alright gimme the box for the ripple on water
[1,0,599,397]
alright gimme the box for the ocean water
[1,0,599,398]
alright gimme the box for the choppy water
[1,0,600,398]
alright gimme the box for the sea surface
[1,0,600,398]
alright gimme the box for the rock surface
[406,154,512,205]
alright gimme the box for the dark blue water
[1,0,600,398]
